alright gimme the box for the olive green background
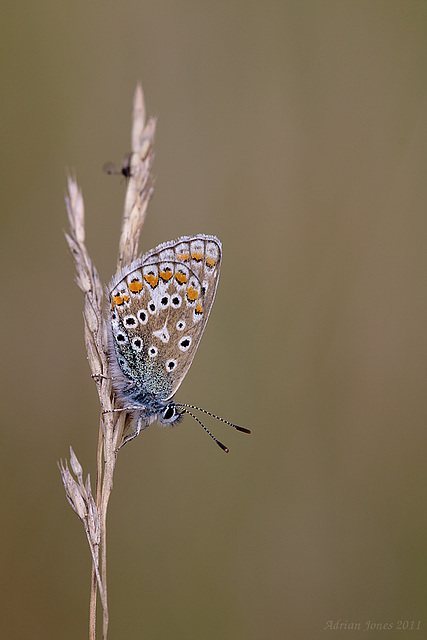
[1,2,426,639]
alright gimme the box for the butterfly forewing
[108,235,221,401]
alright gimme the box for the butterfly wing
[108,235,222,402]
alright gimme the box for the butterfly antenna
[182,408,230,453]
[177,404,251,434]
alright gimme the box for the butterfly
[107,234,250,452]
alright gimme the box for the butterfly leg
[115,415,148,452]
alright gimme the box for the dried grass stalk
[59,84,156,640]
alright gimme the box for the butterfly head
[158,401,184,426]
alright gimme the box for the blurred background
[0,2,426,639]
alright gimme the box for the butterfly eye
[162,405,175,420]
[160,403,183,425]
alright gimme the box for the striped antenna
[181,407,230,453]
[177,404,251,452]
[176,404,251,434]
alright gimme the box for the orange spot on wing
[113,295,124,305]
[206,257,217,268]
[129,280,143,293]
[195,303,203,314]
[177,253,189,261]
[187,286,199,301]
[144,274,159,287]
[191,251,203,261]
[123,295,129,302]
[175,272,188,284]
[160,269,173,282]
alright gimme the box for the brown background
[0,2,426,639]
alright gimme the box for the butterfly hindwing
[108,234,222,401]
